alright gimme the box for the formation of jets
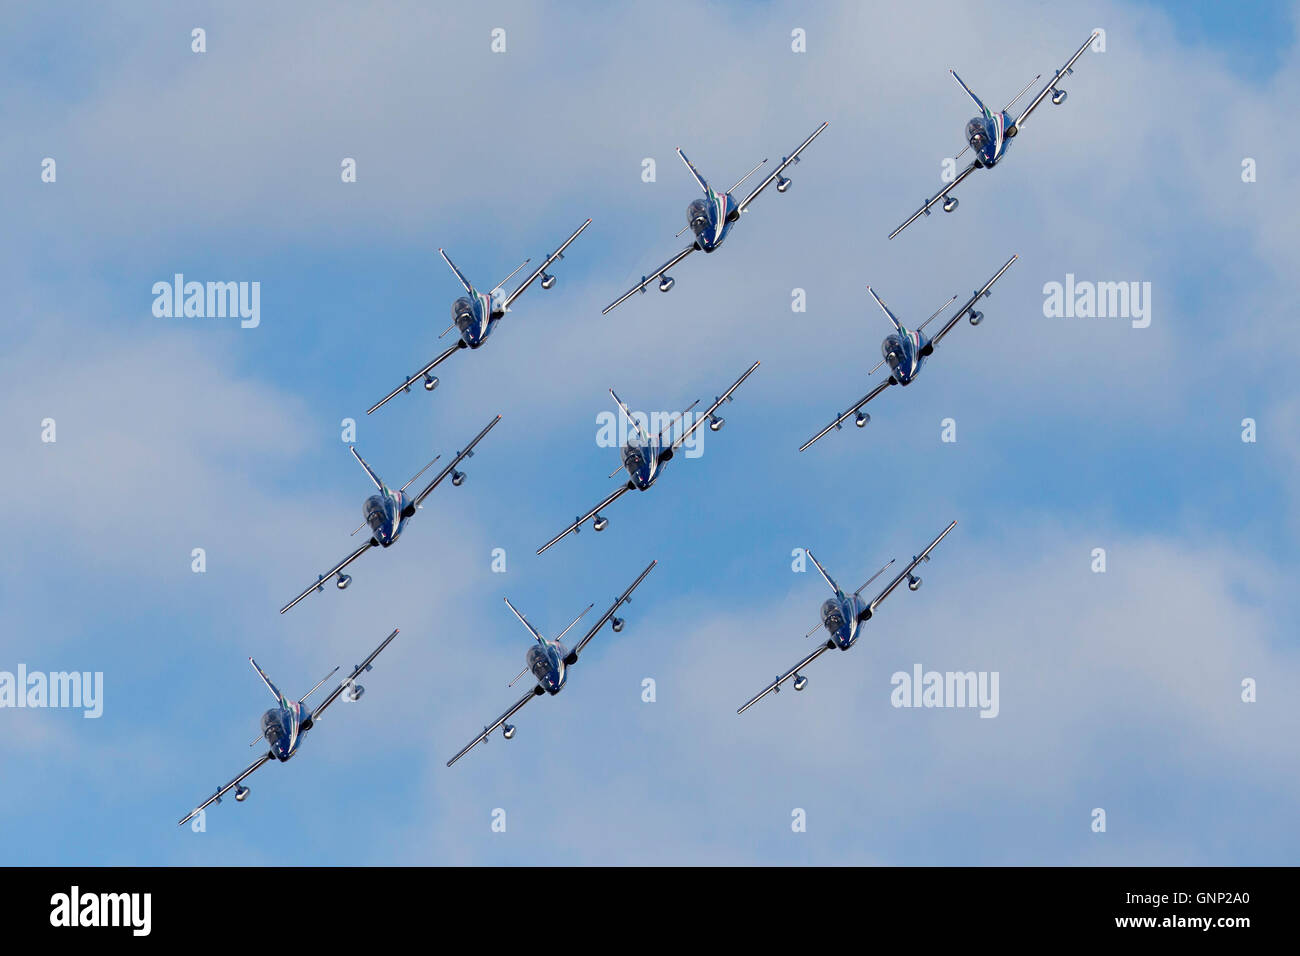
[179,31,1102,826]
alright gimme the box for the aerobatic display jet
[738,522,957,715]
[799,255,1017,451]
[446,560,658,766]
[368,219,591,414]
[280,415,501,613]
[889,32,1101,240]
[603,122,828,314]
[537,361,760,554]
[178,627,400,825]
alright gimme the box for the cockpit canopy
[966,118,988,150]
[452,296,475,331]
[526,643,563,692]
[882,334,906,370]
[528,647,552,682]
[686,198,713,237]
[261,708,290,753]
[820,598,846,633]
[365,493,397,541]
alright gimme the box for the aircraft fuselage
[687,187,740,252]
[451,290,503,349]
[364,488,413,547]
[881,326,929,385]
[261,702,312,761]
[966,110,1017,168]
[526,641,568,695]
[820,593,869,650]
[622,438,667,490]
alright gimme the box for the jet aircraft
[178,627,400,825]
[738,521,957,714]
[889,32,1101,240]
[446,560,658,766]
[368,219,591,414]
[537,361,760,554]
[799,255,1017,451]
[603,122,828,313]
[280,415,501,613]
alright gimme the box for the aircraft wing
[177,753,273,826]
[1014,32,1099,130]
[366,344,463,415]
[501,219,592,311]
[601,246,696,315]
[798,378,896,452]
[865,520,957,616]
[739,121,830,212]
[927,253,1018,350]
[571,559,658,659]
[412,414,503,508]
[888,160,980,240]
[310,627,401,722]
[280,542,374,614]
[446,688,541,767]
[536,483,633,555]
[737,641,835,715]
[671,360,761,451]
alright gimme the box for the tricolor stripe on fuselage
[990,110,1004,160]
[705,188,729,247]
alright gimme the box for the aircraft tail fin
[249,658,289,708]
[504,597,547,646]
[610,388,650,443]
[676,148,710,193]
[950,69,991,120]
[439,248,475,296]
[805,549,844,598]
[351,446,387,492]
[866,286,904,332]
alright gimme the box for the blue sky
[2,0,1298,865]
